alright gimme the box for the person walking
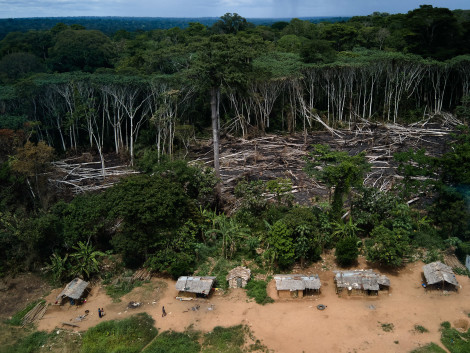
[162,306,166,317]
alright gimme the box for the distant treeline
[0,16,351,40]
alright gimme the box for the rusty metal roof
[423,261,459,286]
[56,278,89,300]
[274,274,321,291]
[175,276,216,294]
[334,270,390,291]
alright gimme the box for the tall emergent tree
[187,18,262,195]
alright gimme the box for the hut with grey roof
[422,261,459,291]
[175,276,216,298]
[226,266,251,288]
[334,270,390,297]
[56,278,90,305]
[274,274,321,299]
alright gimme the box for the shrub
[81,313,157,353]
[1,331,49,353]
[245,279,274,305]
[142,331,200,353]
[335,237,359,267]
[203,325,245,353]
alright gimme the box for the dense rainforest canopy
[1,6,470,283]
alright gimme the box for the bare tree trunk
[211,86,221,196]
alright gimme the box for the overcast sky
[0,0,468,19]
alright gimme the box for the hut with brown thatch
[175,276,216,298]
[226,266,251,288]
[422,261,459,291]
[334,270,390,297]
[274,274,321,299]
[56,278,90,305]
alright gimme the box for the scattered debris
[61,322,80,328]
[317,304,326,311]
[127,301,142,309]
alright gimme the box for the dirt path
[37,260,470,353]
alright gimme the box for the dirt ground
[0,273,52,320]
[32,256,469,353]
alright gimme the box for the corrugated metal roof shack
[226,266,251,288]
[56,278,90,305]
[175,276,216,298]
[422,261,459,291]
[334,270,390,297]
[274,274,321,299]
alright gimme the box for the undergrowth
[80,313,157,353]
[440,321,470,353]
[245,279,273,305]
[5,299,45,326]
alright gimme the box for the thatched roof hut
[175,276,216,297]
[334,270,390,296]
[226,266,251,288]
[56,278,89,302]
[274,274,321,298]
[423,261,459,287]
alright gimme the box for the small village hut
[175,276,216,298]
[226,266,251,288]
[274,274,321,298]
[334,270,390,296]
[56,278,90,304]
[422,261,459,291]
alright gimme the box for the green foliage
[305,144,370,220]
[0,330,49,353]
[203,325,245,353]
[245,279,274,305]
[81,313,157,353]
[266,220,295,268]
[415,325,429,333]
[366,225,410,267]
[423,249,444,264]
[266,178,293,206]
[335,237,360,267]
[410,343,446,353]
[105,280,143,302]
[142,331,200,353]
[69,241,105,279]
[440,323,470,353]
[380,322,394,332]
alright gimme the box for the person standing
[162,306,166,317]
[98,308,102,318]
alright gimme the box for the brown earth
[32,256,470,353]
[0,273,52,320]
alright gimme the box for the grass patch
[202,325,245,353]
[42,330,83,353]
[410,343,447,353]
[105,279,143,302]
[143,331,200,353]
[415,325,429,333]
[81,313,157,353]
[0,330,49,353]
[5,299,45,326]
[440,322,470,353]
[379,322,394,332]
[245,279,273,305]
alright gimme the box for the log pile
[49,154,139,194]
[131,268,152,282]
[190,113,461,207]
[21,301,47,327]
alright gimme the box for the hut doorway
[236,277,242,288]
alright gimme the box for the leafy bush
[335,237,359,267]
[142,331,200,353]
[440,323,470,353]
[203,325,245,353]
[81,313,157,353]
[414,325,429,333]
[366,225,410,267]
[410,343,446,353]
[105,279,143,302]
[245,279,273,305]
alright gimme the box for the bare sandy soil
[36,257,470,353]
